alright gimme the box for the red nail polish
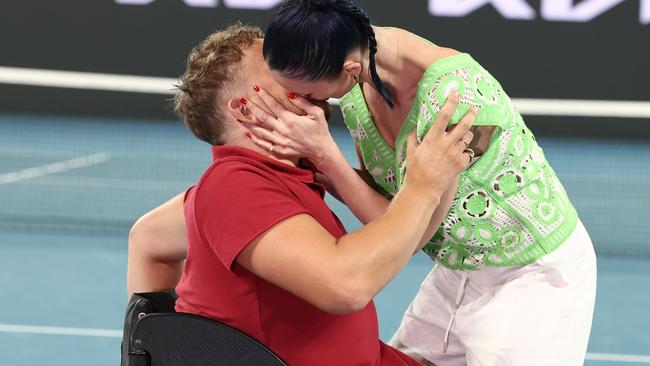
[246,132,252,139]
[287,92,297,100]
[240,98,247,105]
[253,85,260,93]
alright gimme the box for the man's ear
[226,97,256,124]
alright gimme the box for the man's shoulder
[196,156,283,196]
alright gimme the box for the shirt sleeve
[183,185,195,203]
[194,161,309,271]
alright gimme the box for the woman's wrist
[310,139,347,173]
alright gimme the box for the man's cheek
[308,98,332,122]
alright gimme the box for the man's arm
[127,193,188,297]
[236,181,438,315]
[317,132,460,249]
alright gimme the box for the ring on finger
[269,144,276,153]
[463,147,475,160]
[460,139,470,149]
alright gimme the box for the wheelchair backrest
[121,291,287,366]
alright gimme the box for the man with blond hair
[127,23,474,365]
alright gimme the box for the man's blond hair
[175,23,264,145]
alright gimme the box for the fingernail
[253,85,260,93]
[287,92,297,100]
[451,91,459,99]
[240,97,247,105]
[245,132,252,139]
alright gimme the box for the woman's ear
[342,60,362,81]
[226,97,255,124]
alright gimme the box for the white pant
[390,220,597,366]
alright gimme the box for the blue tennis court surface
[1,115,649,365]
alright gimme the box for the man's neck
[225,136,300,167]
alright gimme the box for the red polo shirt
[175,146,420,366]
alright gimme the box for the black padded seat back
[133,312,287,366]
[122,291,179,366]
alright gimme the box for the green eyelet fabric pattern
[339,53,578,270]
[340,92,400,195]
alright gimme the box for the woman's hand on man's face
[241,86,338,167]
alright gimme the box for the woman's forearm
[316,147,390,224]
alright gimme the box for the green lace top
[339,53,578,270]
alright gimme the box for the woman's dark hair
[263,0,395,108]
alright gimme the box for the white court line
[0,66,175,95]
[329,97,650,119]
[0,323,649,364]
[1,66,650,119]
[0,152,110,185]
[512,98,650,119]
[0,324,121,338]
[586,353,650,363]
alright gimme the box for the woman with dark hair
[242,1,597,365]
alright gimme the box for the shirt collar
[212,145,316,184]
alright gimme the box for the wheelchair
[121,291,287,366]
